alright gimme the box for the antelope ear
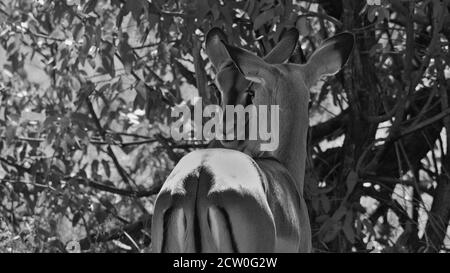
[304,32,355,87]
[222,42,277,86]
[205,27,230,70]
[264,28,299,64]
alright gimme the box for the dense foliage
[0,0,449,252]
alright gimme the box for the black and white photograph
[0,0,449,261]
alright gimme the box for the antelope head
[205,28,300,156]
[205,29,355,194]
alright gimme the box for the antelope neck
[273,70,309,196]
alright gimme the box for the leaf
[75,82,95,110]
[71,112,95,130]
[72,23,84,42]
[379,7,390,23]
[83,0,97,14]
[5,125,16,144]
[133,80,148,110]
[60,139,69,154]
[91,159,99,175]
[36,191,47,208]
[367,6,378,22]
[72,212,81,227]
[101,55,115,78]
[112,240,132,250]
[53,159,66,174]
[19,142,27,161]
[116,6,128,27]
[35,227,50,238]
[100,42,115,78]
[101,160,110,178]
[20,111,46,123]
[98,83,110,94]
[43,145,55,158]
[99,196,115,211]
[146,88,166,120]
[71,77,81,92]
[0,106,5,123]
[94,208,108,223]
[118,34,136,74]
[66,0,80,6]
[254,9,275,29]
[126,0,145,23]
[174,59,196,87]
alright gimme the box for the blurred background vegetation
[0,0,449,253]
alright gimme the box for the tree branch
[68,177,161,198]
